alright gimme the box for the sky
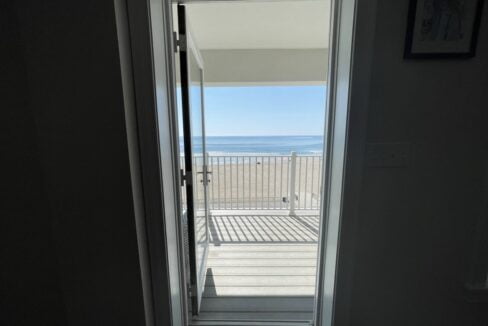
[178,85,327,137]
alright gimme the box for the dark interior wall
[2,1,146,325]
[346,1,488,325]
[0,3,66,324]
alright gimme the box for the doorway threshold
[191,319,312,326]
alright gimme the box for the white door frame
[114,0,188,325]
[314,0,360,325]
[115,0,364,325]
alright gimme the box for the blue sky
[179,85,327,137]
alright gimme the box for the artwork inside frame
[404,0,484,58]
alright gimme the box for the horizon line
[180,134,324,137]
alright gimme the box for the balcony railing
[181,152,323,212]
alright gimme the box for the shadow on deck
[198,212,319,322]
[208,213,319,245]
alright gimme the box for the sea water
[181,135,323,155]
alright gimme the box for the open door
[177,4,210,315]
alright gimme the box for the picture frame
[404,0,484,59]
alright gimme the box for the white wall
[337,1,488,325]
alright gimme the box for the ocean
[181,135,324,155]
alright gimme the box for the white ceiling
[180,0,330,50]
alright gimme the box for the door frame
[313,0,360,325]
[116,0,366,325]
[114,0,188,325]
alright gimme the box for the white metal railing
[181,152,323,212]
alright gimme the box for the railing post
[204,152,210,209]
[289,151,297,216]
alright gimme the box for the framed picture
[405,0,484,58]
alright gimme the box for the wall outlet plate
[365,142,411,168]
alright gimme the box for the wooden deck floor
[198,213,319,322]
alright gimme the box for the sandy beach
[181,155,323,210]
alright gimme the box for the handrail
[180,152,323,212]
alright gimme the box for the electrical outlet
[366,142,411,167]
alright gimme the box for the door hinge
[173,31,178,53]
[187,282,192,296]
[191,283,198,298]
[180,169,192,186]
[173,31,187,53]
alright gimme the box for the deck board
[206,275,316,286]
[208,251,317,258]
[197,312,314,321]
[199,311,313,325]
[206,266,317,276]
[201,297,315,312]
[197,213,319,322]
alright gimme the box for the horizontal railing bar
[181,155,322,158]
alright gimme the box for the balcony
[182,153,323,321]
[200,211,319,321]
